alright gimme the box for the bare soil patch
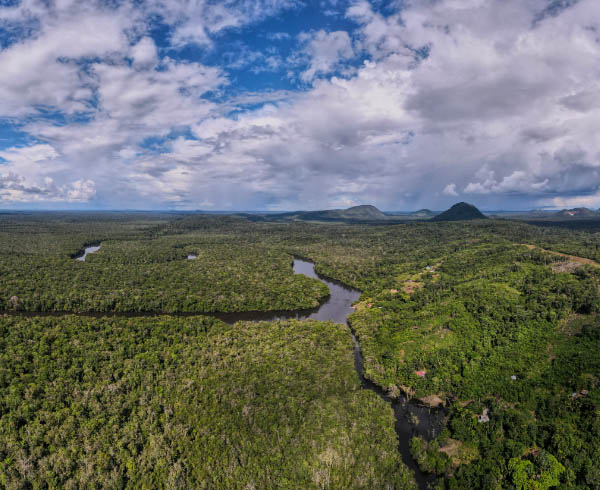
[439,439,463,459]
[403,280,423,294]
[521,244,600,268]
[551,261,584,273]
[418,394,444,408]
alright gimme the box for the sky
[0,0,599,211]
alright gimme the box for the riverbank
[3,256,443,488]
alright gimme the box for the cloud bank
[0,0,599,210]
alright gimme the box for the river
[65,252,442,487]
[288,258,444,490]
[75,245,100,262]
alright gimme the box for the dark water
[12,255,442,487]
[215,259,442,488]
[75,245,100,262]
[288,259,443,489]
[212,259,361,324]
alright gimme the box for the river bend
[55,253,443,487]
[287,259,443,490]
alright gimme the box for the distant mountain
[322,205,387,220]
[411,209,436,218]
[492,210,554,219]
[555,207,600,218]
[294,205,389,222]
[244,205,391,223]
[432,202,488,221]
[384,209,439,219]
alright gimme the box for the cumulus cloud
[64,180,97,202]
[0,1,134,117]
[0,144,96,202]
[297,30,355,82]
[2,0,600,209]
[465,171,550,195]
[267,31,291,41]
[0,174,96,203]
[544,192,600,210]
[130,37,158,68]
[0,144,58,164]
[148,0,300,46]
[443,183,458,196]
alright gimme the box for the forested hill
[306,205,388,221]
[327,204,387,219]
[555,207,600,218]
[432,202,488,221]
[244,204,393,223]
[411,209,436,218]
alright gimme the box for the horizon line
[0,207,578,214]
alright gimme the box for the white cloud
[297,30,355,82]
[2,0,600,209]
[267,31,291,41]
[465,170,550,195]
[443,183,458,196]
[130,37,158,68]
[0,144,96,203]
[65,179,97,202]
[544,192,600,210]
[0,2,131,117]
[0,144,59,164]
[147,0,300,46]
[20,55,224,170]
[0,145,62,182]
[0,175,96,203]
[91,58,223,129]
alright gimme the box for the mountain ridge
[555,207,600,218]
[243,203,490,223]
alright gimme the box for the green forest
[1,212,600,488]
[0,316,412,489]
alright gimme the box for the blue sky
[0,0,599,210]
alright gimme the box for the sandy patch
[418,394,445,408]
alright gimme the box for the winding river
[67,252,442,486]
[288,259,444,490]
[217,258,443,488]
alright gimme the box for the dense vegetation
[282,221,600,489]
[0,315,413,489]
[0,214,328,313]
[2,212,600,488]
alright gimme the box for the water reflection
[75,245,100,262]
[213,259,360,325]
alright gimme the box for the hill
[411,209,437,219]
[555,207,600,218]
[432,202,487,221]
[244,205,392,223]
[308,205,388,221]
